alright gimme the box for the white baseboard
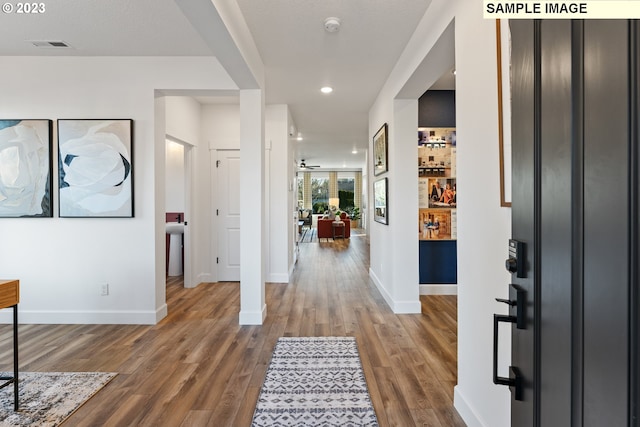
[369,268,393,309]
[454,385,484,427]
[268,272,290,283]
[420,284,458,295]
[369,268,421,314]
[0,306,167,325]
[239,303,267,325]
[393,300,422,313]
[196,273,212,285]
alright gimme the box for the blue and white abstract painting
[58,119,133,217]
[0,120,52,217]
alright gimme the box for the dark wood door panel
[583,20,630,427]
[539,19,573,427]
[509,18,638,426]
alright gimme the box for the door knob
[505,257,518,273]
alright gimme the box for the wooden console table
[0,280,19,410]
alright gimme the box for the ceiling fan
[298,159,320,170]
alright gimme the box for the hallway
[0,236,464,426]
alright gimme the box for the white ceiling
[0,0,453,170]
[236,0,433,169]
[0,0,212,56]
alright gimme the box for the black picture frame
[374,178,388,225]
[58,119,134,218]
[0,119,53,217]
[373,123,388,176]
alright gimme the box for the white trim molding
[420,284,458,295]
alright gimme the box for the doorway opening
[165,136,193,287]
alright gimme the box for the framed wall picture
[373,123,388,176]
[0,119,53,217]
[58,119,134,217]
[374,177,388,225]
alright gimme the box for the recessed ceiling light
[296,132,303,141]
[321,86,333,94]
[352,149,357,154]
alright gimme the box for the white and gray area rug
[252,336,379,426]
[0,372,117,426]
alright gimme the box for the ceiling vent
[29,40,73,49]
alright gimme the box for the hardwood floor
[0,235,465,426]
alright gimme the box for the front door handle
[493,314,524,400]
[495,284,527,330]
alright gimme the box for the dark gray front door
[505,19,640,426]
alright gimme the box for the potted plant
[346,206,361,228]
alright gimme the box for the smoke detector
[324,17,341,33]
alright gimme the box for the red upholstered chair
[317,217,351,238]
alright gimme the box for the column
[239,89,266,325]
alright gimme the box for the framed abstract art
[58,119,134,217]
[0,119,53,217]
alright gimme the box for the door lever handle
[496,285,527,330]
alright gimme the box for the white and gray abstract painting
[0,120,52,217]
[58,120,133,217]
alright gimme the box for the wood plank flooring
[0,234,465,426]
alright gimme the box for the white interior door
[217,150,241,281]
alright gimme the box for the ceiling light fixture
[321,86,333,94]
[352,149,357,154]
[324,17,341,33]
[296,132,303,141]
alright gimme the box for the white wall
[0,56,236,324]
[165,140,185,213]
[166,96,202,145]
[201,103,294,284]
[368,1,512,426]
[201,103,239,284]
[265,105,295,282]
[165,96,209,287]
[202,104,241,151]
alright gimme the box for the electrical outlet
[101,284,109,296]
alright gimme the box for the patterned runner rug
[0,372,117,426]
[251,337,379,426]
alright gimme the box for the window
[337,174,355,210]
[311,177,329,213]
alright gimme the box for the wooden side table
[332,221,345,239]
[0,280,19,411]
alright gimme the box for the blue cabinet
[419,238,457,284]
